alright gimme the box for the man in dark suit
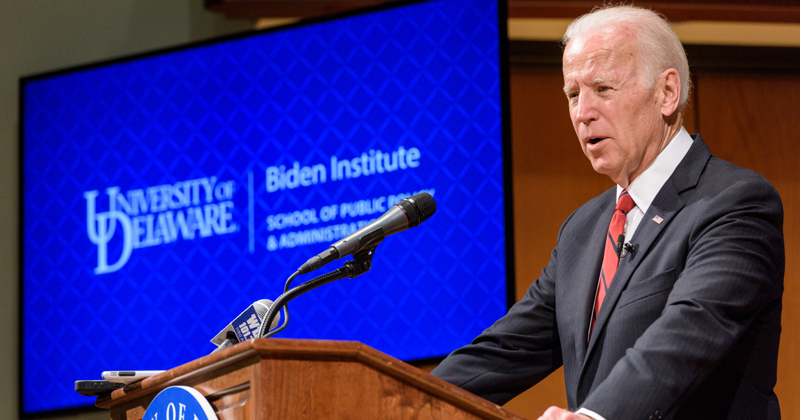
[431,5,784,420]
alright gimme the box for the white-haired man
[431,5,783,420]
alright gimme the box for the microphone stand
[258,243,380,339]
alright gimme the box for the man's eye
[568,92,579,99]
[598,86,611,92]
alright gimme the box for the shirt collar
[616,127,694,212]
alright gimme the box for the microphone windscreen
[398,192,436,228]
[210,299,281,346]
[254,299,280,331]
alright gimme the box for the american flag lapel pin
[652,215,664,224]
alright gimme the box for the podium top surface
[95,338,527,420]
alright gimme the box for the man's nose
[574,93,599,125]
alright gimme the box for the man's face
[562,24,668,187]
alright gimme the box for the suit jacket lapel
[581,134,712,371]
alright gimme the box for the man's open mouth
[589,137,605,145]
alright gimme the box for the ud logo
[144,386,217,420]
[85,187,133,275]
[84,177,239,275]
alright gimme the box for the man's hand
[537,406,593,420]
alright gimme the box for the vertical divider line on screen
[248,170,255,254]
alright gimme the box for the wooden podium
[95,338,527,420]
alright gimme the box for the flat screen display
[20,0,511,414]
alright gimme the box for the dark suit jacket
[431,135,784,419]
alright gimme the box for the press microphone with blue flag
[210,299,280,352]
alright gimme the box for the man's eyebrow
[563,78,613,95]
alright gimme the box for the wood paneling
[510,42,800,74]
[508,0,800,23]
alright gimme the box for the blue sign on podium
[143,386,218,420]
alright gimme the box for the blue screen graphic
[21,0,508,413]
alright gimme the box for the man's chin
[589,161,625,184]
[589,160,614,176]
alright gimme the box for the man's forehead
[562,23,641,84]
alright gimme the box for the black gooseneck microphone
[296,192,437,275]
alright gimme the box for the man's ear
[659,68,681,117]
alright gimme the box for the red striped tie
[593,190,636,329]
